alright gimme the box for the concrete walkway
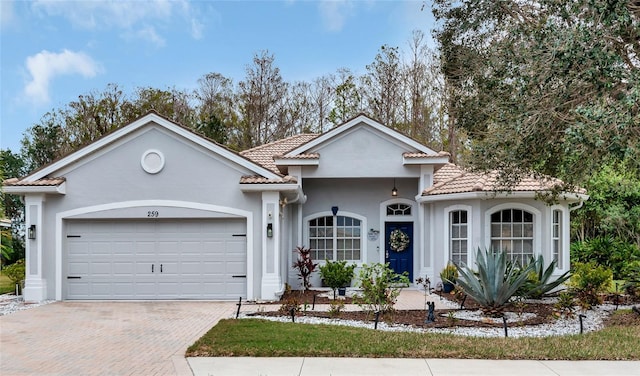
[188,358,640,376]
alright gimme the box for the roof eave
[417,190,589,203]
[239,183,301,192]
[403,156,450,165]
[3,182,66,195]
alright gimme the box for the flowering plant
[389,229,410,252]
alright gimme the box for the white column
[261,191,283,300]
[23,194,47,302]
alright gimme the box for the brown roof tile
[3,177,66,187]
[403,151,451,159]
[426,165,573,196]
[240,134,319,174]
[239,175,298,184]
[273,153,320,160]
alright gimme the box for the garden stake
[579,314,586,334]
[290,308,296,323]
[615,283,619,311]
[235,297,242,319]
[374,311,381,330]
[502,316,508,337]
[459,295,467,310]
[312,294,317,310]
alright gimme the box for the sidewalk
[188,357,640,376]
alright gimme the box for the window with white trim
[490,208,534,265]
[552,209,562,268]
[450,210,468,266]
[308,215,361,261]
[387,203,411,216]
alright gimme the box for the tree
[433,0,640,187]
[363,44,403,128]
[308,74,335,133]
[194,72,237,145]
[20,112,67,171]
[238,50,288,149]
[328,68,362,124]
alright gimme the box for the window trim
[444,205,473,267]
[485,203,541,264]
[550,205,569,272]
[303,211,367,264]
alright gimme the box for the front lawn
[187,311,640,360]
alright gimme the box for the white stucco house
[4,112,587,302]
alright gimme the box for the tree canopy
[433,0,640,187]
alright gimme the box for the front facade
[4,112,587,302]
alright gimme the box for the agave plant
[517,255,571,299]
[456,248,536,316]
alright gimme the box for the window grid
[309,215,361,261]
[387,204,411,216]
[490,209,534,266]
[552,210,562,268]
[450,210,468,266]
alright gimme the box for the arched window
[387,203,411,216]
[490,208,534,265]
[450,210,468,266]
[308,215,362,261]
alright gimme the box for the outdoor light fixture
[331,206,339,216]
[28,224,36,240]
[391,179,398,197]
[266,223,273,238]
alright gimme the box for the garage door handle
[67,276,81,279]
[152,264,154,273]
[232,275,246,278]
[160,264,163,273]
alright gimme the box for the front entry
[385,222,413,282]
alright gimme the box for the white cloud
[24,49,101,104]
[31,0,204,44]
[318,0,355,32]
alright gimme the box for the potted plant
[319,259,356,299]
[440,263,458,293]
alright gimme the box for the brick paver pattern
[0,301,235,376]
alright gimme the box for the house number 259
[147,211,159,218]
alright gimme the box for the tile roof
[403,151,451,159]
[240,134,319,174]
[426,164,570,196]
[239,175,298,184]
[273,153,320,160]
[3,177,66,187]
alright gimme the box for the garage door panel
[65,218,246,300]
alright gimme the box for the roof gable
[284,114,439,157]
[21,112,281,183]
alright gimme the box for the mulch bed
[251,290,640,329]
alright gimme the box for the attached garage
[64,218,247,300]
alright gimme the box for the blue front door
[385,222,413,282]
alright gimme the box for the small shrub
[440,263,458,284]
[319,259,356,298]
[278,297,301,315]
[292,246,318,291]
[553,292,576,318]
[3,259,25,285]
[328,300,345,318]
[568,262,613,309]
[356,262,409,314]
[622,260,640,299]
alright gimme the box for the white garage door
[65,218,247,300]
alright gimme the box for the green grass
[0,271,16,295]
[187,316,640,360]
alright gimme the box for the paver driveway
[0,301,235,376]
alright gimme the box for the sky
[0,0,436,153]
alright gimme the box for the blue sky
[0,0,435,153]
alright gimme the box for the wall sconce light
[28,224,36,240]
[331,206,339,216]
[391,179,398,197]
[266,223,273,238]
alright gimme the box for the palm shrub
[515,255,571,299]
[455,248,536,316]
